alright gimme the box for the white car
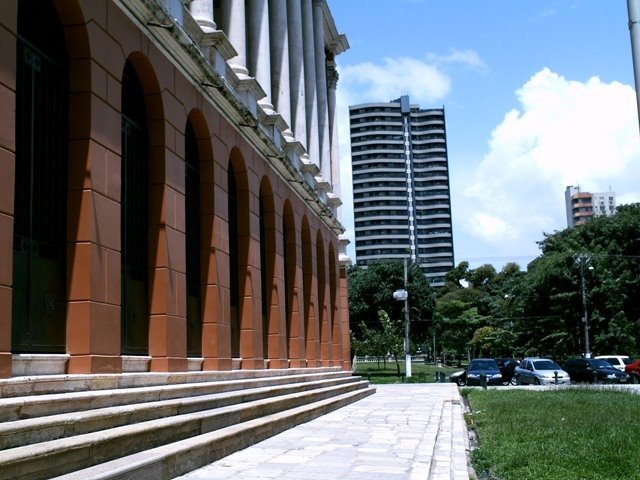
[594,355,632,371]
[514,358,571,385]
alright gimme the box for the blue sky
[328,0,640,270]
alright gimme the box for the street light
[627,0,640,136]
[393,258,412,378]
[575,254,594,358]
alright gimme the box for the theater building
[0,0,351,378]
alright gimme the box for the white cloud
[339,57,451,106]
[462,68,640,255]
[427,48,488,73]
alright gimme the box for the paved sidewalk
[174,383,470,480]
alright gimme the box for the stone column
[301,0,320,169]
[327,53,340,199]
[247,0,275,113]
[269,0,293,139]
[189,0,216,32]
[286,0,307,148]
[220,0,249,76]
[312,0,331,183]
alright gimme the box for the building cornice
[320,0,349,55]
[114,0,346,236]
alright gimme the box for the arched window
[185,120,202,357]
[13,0,69,352]
[121,61,149,355]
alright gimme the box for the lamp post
[628,0,640,136]
[575,254,593,358]
[393,258,411,378]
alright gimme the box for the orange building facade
[0,0,352,378]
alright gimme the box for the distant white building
[565,186,616,228]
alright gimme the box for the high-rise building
[349,95,454,287]
[565,186,617,228]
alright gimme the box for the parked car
[563,358,630,384]
[464,358,503,386]
[449,369,467,386]
[513,358,571,385]
[495,358,519,385]
[594,355,632,371]
[625,359,640,382]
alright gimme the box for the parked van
[594,355,632,371]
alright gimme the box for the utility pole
[393,259,412,378]
[403,258,411,378]
[575,254,593,358]
[628,0,640,136]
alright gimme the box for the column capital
[327,63,339,90]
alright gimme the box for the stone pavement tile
[175,384,470,480]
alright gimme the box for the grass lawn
[353,361,462,384]
[463,388,640,480]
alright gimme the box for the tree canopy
[347,259,436,346]
[348,204,640,363]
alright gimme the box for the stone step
[0,371,352,422]
[0,380,371,479]
[51,387,376,480]
[0,367,345,398]
[0,376,360,449]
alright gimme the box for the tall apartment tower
[565,186,617,228]
[349,95,454,287]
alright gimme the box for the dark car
[625,359,640,383]
[464,358,503,386]
[495,358,519,385]
[449,369,467,386]
[563,358,630,384]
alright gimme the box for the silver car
[514,358,571,385]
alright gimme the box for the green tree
[348,260,436,345]
[514,203,640,358]
[351,322,387,368]
[469,325,516,358]
[433,306,486,365]
[378,310,404,375]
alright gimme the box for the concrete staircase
[0,367,375,480]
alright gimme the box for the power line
[460,255,538,262]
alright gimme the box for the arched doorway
[12,0,69,352]
[185,119,202,357]
[120,60,150,355]
[259,179,276,361]
[301,216,314,363]
[228,164,240,358]
[316,230,327,361]
[283,201,296,360]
